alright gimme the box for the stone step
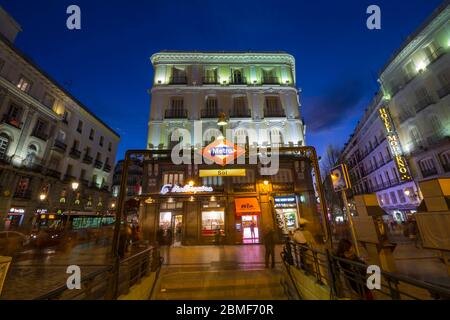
[156,282,287,300]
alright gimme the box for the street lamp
[39,193,47,201]
[188,180,194,187]
[71,181,79,192]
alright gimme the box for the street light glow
[71,181,79,191]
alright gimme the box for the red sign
[201,139,245,166]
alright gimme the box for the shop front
[235,197,261,244]
[273,195,300,236]
[4,207,25,230]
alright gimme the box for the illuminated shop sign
[379,107,412,181]
[274,196,296,204]
[36,209,48,214]
[9,208,25,214]
[160,184,214,195]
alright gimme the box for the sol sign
[378,107,412,181]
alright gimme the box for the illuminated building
[0,7,119,230]
[140,51,319,245]
[341,2,449,221]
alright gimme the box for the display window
[275,208,298,234]
[202,210,224,236]
[159,211,172,231]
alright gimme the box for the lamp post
[65,181,79,230]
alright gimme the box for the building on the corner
[340,2,449,221]
[112,159,143,198]
[0,6,120,231]
[378,2,449,184]
[138,51,321,245]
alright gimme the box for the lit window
[17,76,32,92]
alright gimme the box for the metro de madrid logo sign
[201,138,246,166]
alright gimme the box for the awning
[235,198,261,216]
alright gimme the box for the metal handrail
[32,246,163,300]
[282,241,450,300]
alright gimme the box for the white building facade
[379,3,449,183]
[147,51,305,150]
[0,7,120,230]
[341,2,449,221]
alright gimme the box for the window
[171,97,184,110]
[108,142,112,152]
[272,169,293,183]
[171,67,186,83]
[105,157,109,166]
[17,76,32,92]
[409,127,422,148]
[77,120,83,133]
[232,69,244,84]
[85,146,91,157]
[204,68,218,83]
[7,104,22,122]
[80,169,86,181]
[232,96,248,116]
[397,190,406,203]
[89,128,94,140]
[0,133,10,160]
[419,158,437,177]
[23,144,38,167]
[33,119,48,136]
[262,68,277,83]
[390,191,398,204]
[72,140,80,151]
[0,58,5,72]
[62,110,71,123]
[42,93,55,108]
[404,60,416,78]
[202,210,225,236]
[95,152,101,161]
[16,177,30,193]
[423,42,437,62]
[202,176,223,186]
[440,151,450,171]
[206,96,217,112]
[429,114,442,134]
[99,136,104,147]
[57,130,66,142]
[383,193,390,205]
[265,96,283,116]
[163,172,184,186]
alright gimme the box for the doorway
[172,214,183,246]
[242,215,259,244]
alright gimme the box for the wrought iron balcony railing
[169,76,187,84]
[264,108,286,117]
[414,95,435,113]
[53,140,67,152]
[69,148,81,159]
[165,109,188,119]
[421,168,438,178]
[31,130,49,141]
[262,76,280,84]
[229,76,247,85]
[94,160,103,169]
[202,76,219,84]
[83,154,93,164]
[229,109,251,118]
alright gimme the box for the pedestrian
[250,221,256,239]
[157,228,165,246]
[335,239,373,300]
[263,225,276,268]
[166,227,173,246]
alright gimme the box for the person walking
[263,225,276,268]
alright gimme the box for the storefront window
[274,196,299,235]
[201,210,224,236]
[159,211,172,231]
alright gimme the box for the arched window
[0,132,10,160]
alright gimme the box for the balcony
[264,108,286,118]
[437,83,450,99]
[421,168,438,178]
[229,76,247,85]
[69,148,81,159]
[103,163,112,172]
[200,108,222,118]
[45,169,61,179]
[94,160,103,169]
[262,76,280,85]
[83,154,93,164]
[53,140,67,153]
[13,189,32,199]
[414,95,435,113]
[169,76,187,85]
[202,76,219,85]
[229,109,251,118]
[165,109,188,119]
[31,130,49,142]
[1,114,22,129]
[81,179,90,187]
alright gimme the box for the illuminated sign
[9,208,25,214]
[274,196,296,204]
[160,184,213,195]
[199,169,246,177]
[330,164,351,192]
[36,209,48,214]
[201,139,245,166]
[379,107,412,181]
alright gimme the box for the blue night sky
[0,0,444,161]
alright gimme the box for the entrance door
[172,214,183,246]
[242,215,259,244]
